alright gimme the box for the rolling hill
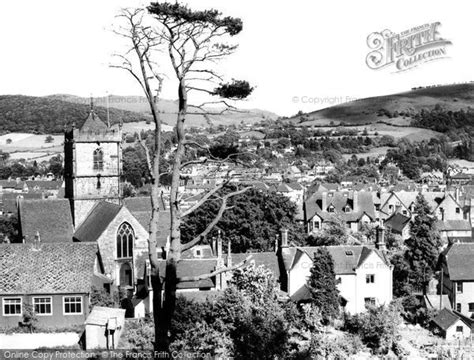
[287,83,474,126]
[0,95,150,134]
[46,94,278,128]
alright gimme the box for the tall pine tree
[404,193,442,292]
[307,248,340,323]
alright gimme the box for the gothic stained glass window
[117,223,134,258]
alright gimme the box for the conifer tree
[405,193,442,291]
[307,248,340,323]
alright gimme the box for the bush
[121,318,154,350]
[344,302,402,355]
[309,333,366,359]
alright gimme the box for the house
[304,190,376,233]
[275,182,304,204]
[384,213,411,240]
[0,242,108,329]
[278,229,393,314]
[440,243,474,317]
[436,220,472,244]
[431,308,471,341]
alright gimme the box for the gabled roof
[74,201,122,242]
[304,190,376,223]
[432,308,467,331]
[291,245,389,275]
[385,213,411,233]
[0,243,98,295]
[19,199,74,243]
[443,243,474,280]
[230,252,280,279]
[80,110,108,132]
[123,197,170,248]
[25,181,62,191]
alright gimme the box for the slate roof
[0,242,98,295]
[288,245,389,275]
[443,243,474,280]
[385,213,411,233]
[80,110,108,132]
[432,308,466,331]
[304,190,376,223]
[230,252,280,278]
[74,201,122,242]
[436,220,472,232]
[25,181,62,191]
[157,259,217,289]
[19,199,74,243]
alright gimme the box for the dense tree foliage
[181,187,305,252]
[0,95,148,133]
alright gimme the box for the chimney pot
[280,228,289,247]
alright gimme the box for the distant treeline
[0,95,150,134]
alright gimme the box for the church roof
[73,201,122,242]
[80,110,108,133]
[19,199,74,243]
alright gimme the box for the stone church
[15,106,230,316]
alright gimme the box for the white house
[279,231,393,314]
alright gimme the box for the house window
[96,175,101,190]
[93,148,104,171]
[366,274,375,284]
[33,297,52,315]
[469,303,474,312]
[345,206,350,213]
[457,303,462,312]
[457,282,463,294]
[328,206,335,213]
[117,223,134,259]
[456,326,463,332]
[402,210,407,215]
[314,221,320,229]
[3,298,22,316]
[364,297,376,307]
[63,296,82,315]
[194,249,202,258]
[456,207,460,214]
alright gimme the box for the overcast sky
[0,0,472,116]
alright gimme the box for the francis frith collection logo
[366,22,452,72]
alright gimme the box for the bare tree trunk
[155,78,187,352]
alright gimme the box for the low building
[431,308,471,341]
[84,306,126,350]
[0,242,108,329]
[384,213,411,240]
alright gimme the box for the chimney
[275,236,279,253]
[280,228,289,248]
[322,192,327,212]
[376,226,386,251]
[217,230,223,259]
[455,187,460,203]
[353,191,359,211]
[227,240,232,268]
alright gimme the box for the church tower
[64,102,122,227]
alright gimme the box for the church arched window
[93,148,104,171]
[117,222,134,259]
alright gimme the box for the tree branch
[181,186,251,252]
[178,255,252,282]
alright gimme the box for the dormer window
[345,206,351,213]
[194,249,202,258]
[93,148,104,171]
[328,205,335,213]
[345,250,354,256]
